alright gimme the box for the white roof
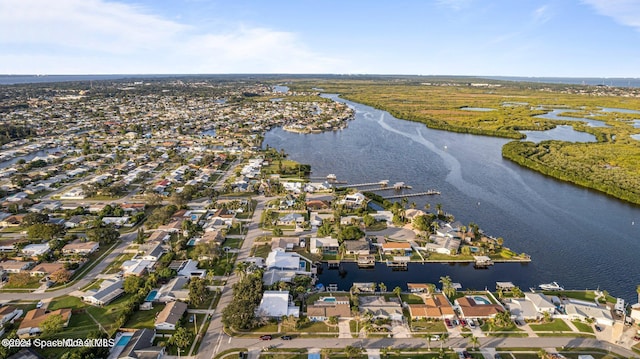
[524,292,556,311]
[257,291,299,318]
[265,249,301,270]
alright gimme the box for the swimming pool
[471,296,491,305]
[145,290,158,302]
[299,260,307,270]
[187,239,196,246]
[116,334,132,346]
[320,297,336,303]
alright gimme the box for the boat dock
[382,190,441,199]
[341,180,389,188]
[473,255,494,268]
[357,255,376,268]
[386,256,410,270]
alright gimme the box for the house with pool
[455,295,505,319]
[306,295,351,321]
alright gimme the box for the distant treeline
[0,124,36,145]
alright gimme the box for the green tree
[189,277,209,306]
[393,286,402,300]
[272,227,283,236]
[124,276,143,294]
[469,335,479,349]
[169,327,193,350]
[317,222,333,237]
[344,345,362,358]
[27,223,65,240]
[363,213,375,227]
[378,282,387,293]
[86,225,120,244]
[40,314,65,336]
[337,225,364,241]
[439,276,456,298]
[21,213,49,226]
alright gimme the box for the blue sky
[1,0,640,76]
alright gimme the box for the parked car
[259,335,272,340]
[468,320,475,329]
[462,351,472,358]
[494,354,503,359]
[595,325,602,332]
[36,301,43,309]
[281,335,292,340]
[445,318,452,328]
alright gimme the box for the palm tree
[439,276,456,298]
[439,332,449,350]
[393,286,402,300]
[378,282,387,293]
[469,335,479,349]
[424,203,431,212]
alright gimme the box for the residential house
[306,200,330,211]
[0,214,25,227]
[423,235,461,255]
[102,216,130,227]
[381,242,412,255]
[407,283,431,293]
[564,301,614,326]
[83,279,124,306]
[137,241,165,261]
[158,219,182,233]
[17,308,72,338]
[344,239,370,256]
[310,237,339,255]
[121,259,152,277]
[62,240,99,255]
[256,291,300,318]
[0,260,33,273]
[156,276,190,303]
[270,237,301,251]
[341,192,366,208]
[306,296,351,321]
[405,209,427,221]
[455,296,505,319]
[407,294,455,320]
[64,215,85,229]
[148,230,171,243]
[0,239,18,252]
[277,213,305,226]
[21,243,51,257]
[359,296,403,321]
[0,305,22,328]
[120,203,146,213]
[154,301,188,330]
[30,262,65,277]
[265,248,305,270]
[116,328,165,359]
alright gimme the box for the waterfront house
[407,283,432,293]
[310,236,339,255]
[408,293,455,320]
[306,296,351,321]
[359,296,403,321]
[455,296,505,319]
[265,248,305,271]
[341,192,366,208]
[154,301,188,331]
[381,242,412,255]
[344,239,370,256]
[564,301,614,326]
[423,235,461,255]
[17,308,72,338]
[83,279,124,306]
[256,290,300,318]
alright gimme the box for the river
[263,94,640,303]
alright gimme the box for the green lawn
[410,320,447,332]
[529,318,572,332]
[223,237,243,249]
[3,275,42,289]
[253,244,272,258]
[48,296,85,310]
[297,321,336,333]
[401,293,425,304]
[125,304,165,329]
[572,320,595,333]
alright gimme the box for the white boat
[326,174,337,180]
[538,282,564,291]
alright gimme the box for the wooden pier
[357,255,376,268]
[341,180,389,188]
[382,190,441,199]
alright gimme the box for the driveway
[338,318,352,338]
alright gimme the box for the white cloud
[0,0,346,73]
[435,0,472,11]
[532,4,552,24]
[582,0,640,31]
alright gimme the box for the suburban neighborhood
[0,78,638,359]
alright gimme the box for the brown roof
[382,242,411,250]
[30,262,65,275]
[62,240,99,252]
[0,305,18,320]
[19,308,71,332]
[408,294,454,318]
[456,297,504,318]
[407,283,431,291]
[155,301,188,326]
[307,297,351,319]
